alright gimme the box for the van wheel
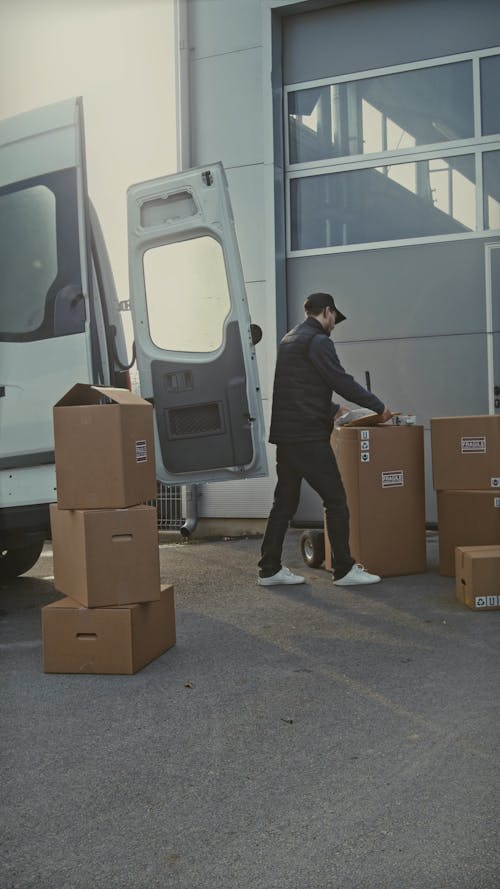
[300,530,325,568]
[0,540,44,581]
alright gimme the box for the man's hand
[377,407,394,423]
[333,405,351,422]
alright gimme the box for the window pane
[288,61,474,164]
[483,150,500,229]
[143,236,231,353]
[480,55,500,136]
[290,155,476,249]
[0,168,82,342]
[0,185,57,333]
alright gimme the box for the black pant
[258,440,355,581]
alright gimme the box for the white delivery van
[0,97,267,580]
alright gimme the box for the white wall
[0,0,178,350]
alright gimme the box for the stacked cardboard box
[325,424,427,577]
[455,545,500,611]
[430,416,500,577]
[42,384,176,674]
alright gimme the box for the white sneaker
[258,566,305,586]
[333,563,381,586]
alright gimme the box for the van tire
[299,530,325,568]
[0,540,44,581]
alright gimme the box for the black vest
[269,318,334,443]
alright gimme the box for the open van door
[0,97,107,576]
[127,164,268,484]
[0,98,98,470]
[0,98,97,513]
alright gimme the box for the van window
[0,185,57,333]
[142,236,231,353]
[0,168,83,342]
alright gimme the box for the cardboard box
[455,545,500,610]
[50,503,160,608]
[42,585,175,674]
[431,415,500,492]
[326,425,427,577]
[53,384,156,509]
[437,491,500,576]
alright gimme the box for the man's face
[325,306,337,333]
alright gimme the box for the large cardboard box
[455,545,500,610]
[42,585,175,674]
[430,415,500,492]
[53,384,157,509]
[326,425,426,577]
[437,491,500,576]
[50,503,160,608]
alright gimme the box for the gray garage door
[280,0,500,522]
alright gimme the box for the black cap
[304,292,346,323]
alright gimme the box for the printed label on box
[381,470,404,488]
[361,453,370,463]
[475,595,499,608]
[494,497,500,508]
[461,436,486,454]
[135,440,148,464]
[360,430,370,440]
[491,478,500,489]
[361,441,370,451]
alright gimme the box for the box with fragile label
[437,491,500,576]
[42,585,176,674]
[430,415,500,491]
[50,503,160,608]
[455,546,500,610]
[53,384,157,509]
[326,425,426,577]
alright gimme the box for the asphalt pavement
[1,530,498,889]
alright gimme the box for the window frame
[285,45,500,257]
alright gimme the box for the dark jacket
[269,317,385,443]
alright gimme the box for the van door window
[0,168,84,342]
[0,185,57,333]
[142,236,231,353]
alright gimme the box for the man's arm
[309,335,386,414]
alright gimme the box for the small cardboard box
[50,503,160,608]
[53,384,156,509]
[437,490,500,576]
[455,545,500,610]
[327,425,426,577]
[430,415,500,492]
[42,585,175,674]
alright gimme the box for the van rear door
[0,97,96,482]
[127,164,268,484]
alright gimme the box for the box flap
[44,595,142,612]
[456,545,500,559]
[54,383,150,408]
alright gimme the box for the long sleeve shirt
[269,316,385,444]
[308,330,385,416]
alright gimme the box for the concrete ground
[0,530,498,889]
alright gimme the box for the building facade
[176,0,500,526]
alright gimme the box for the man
[257,292,392,587]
